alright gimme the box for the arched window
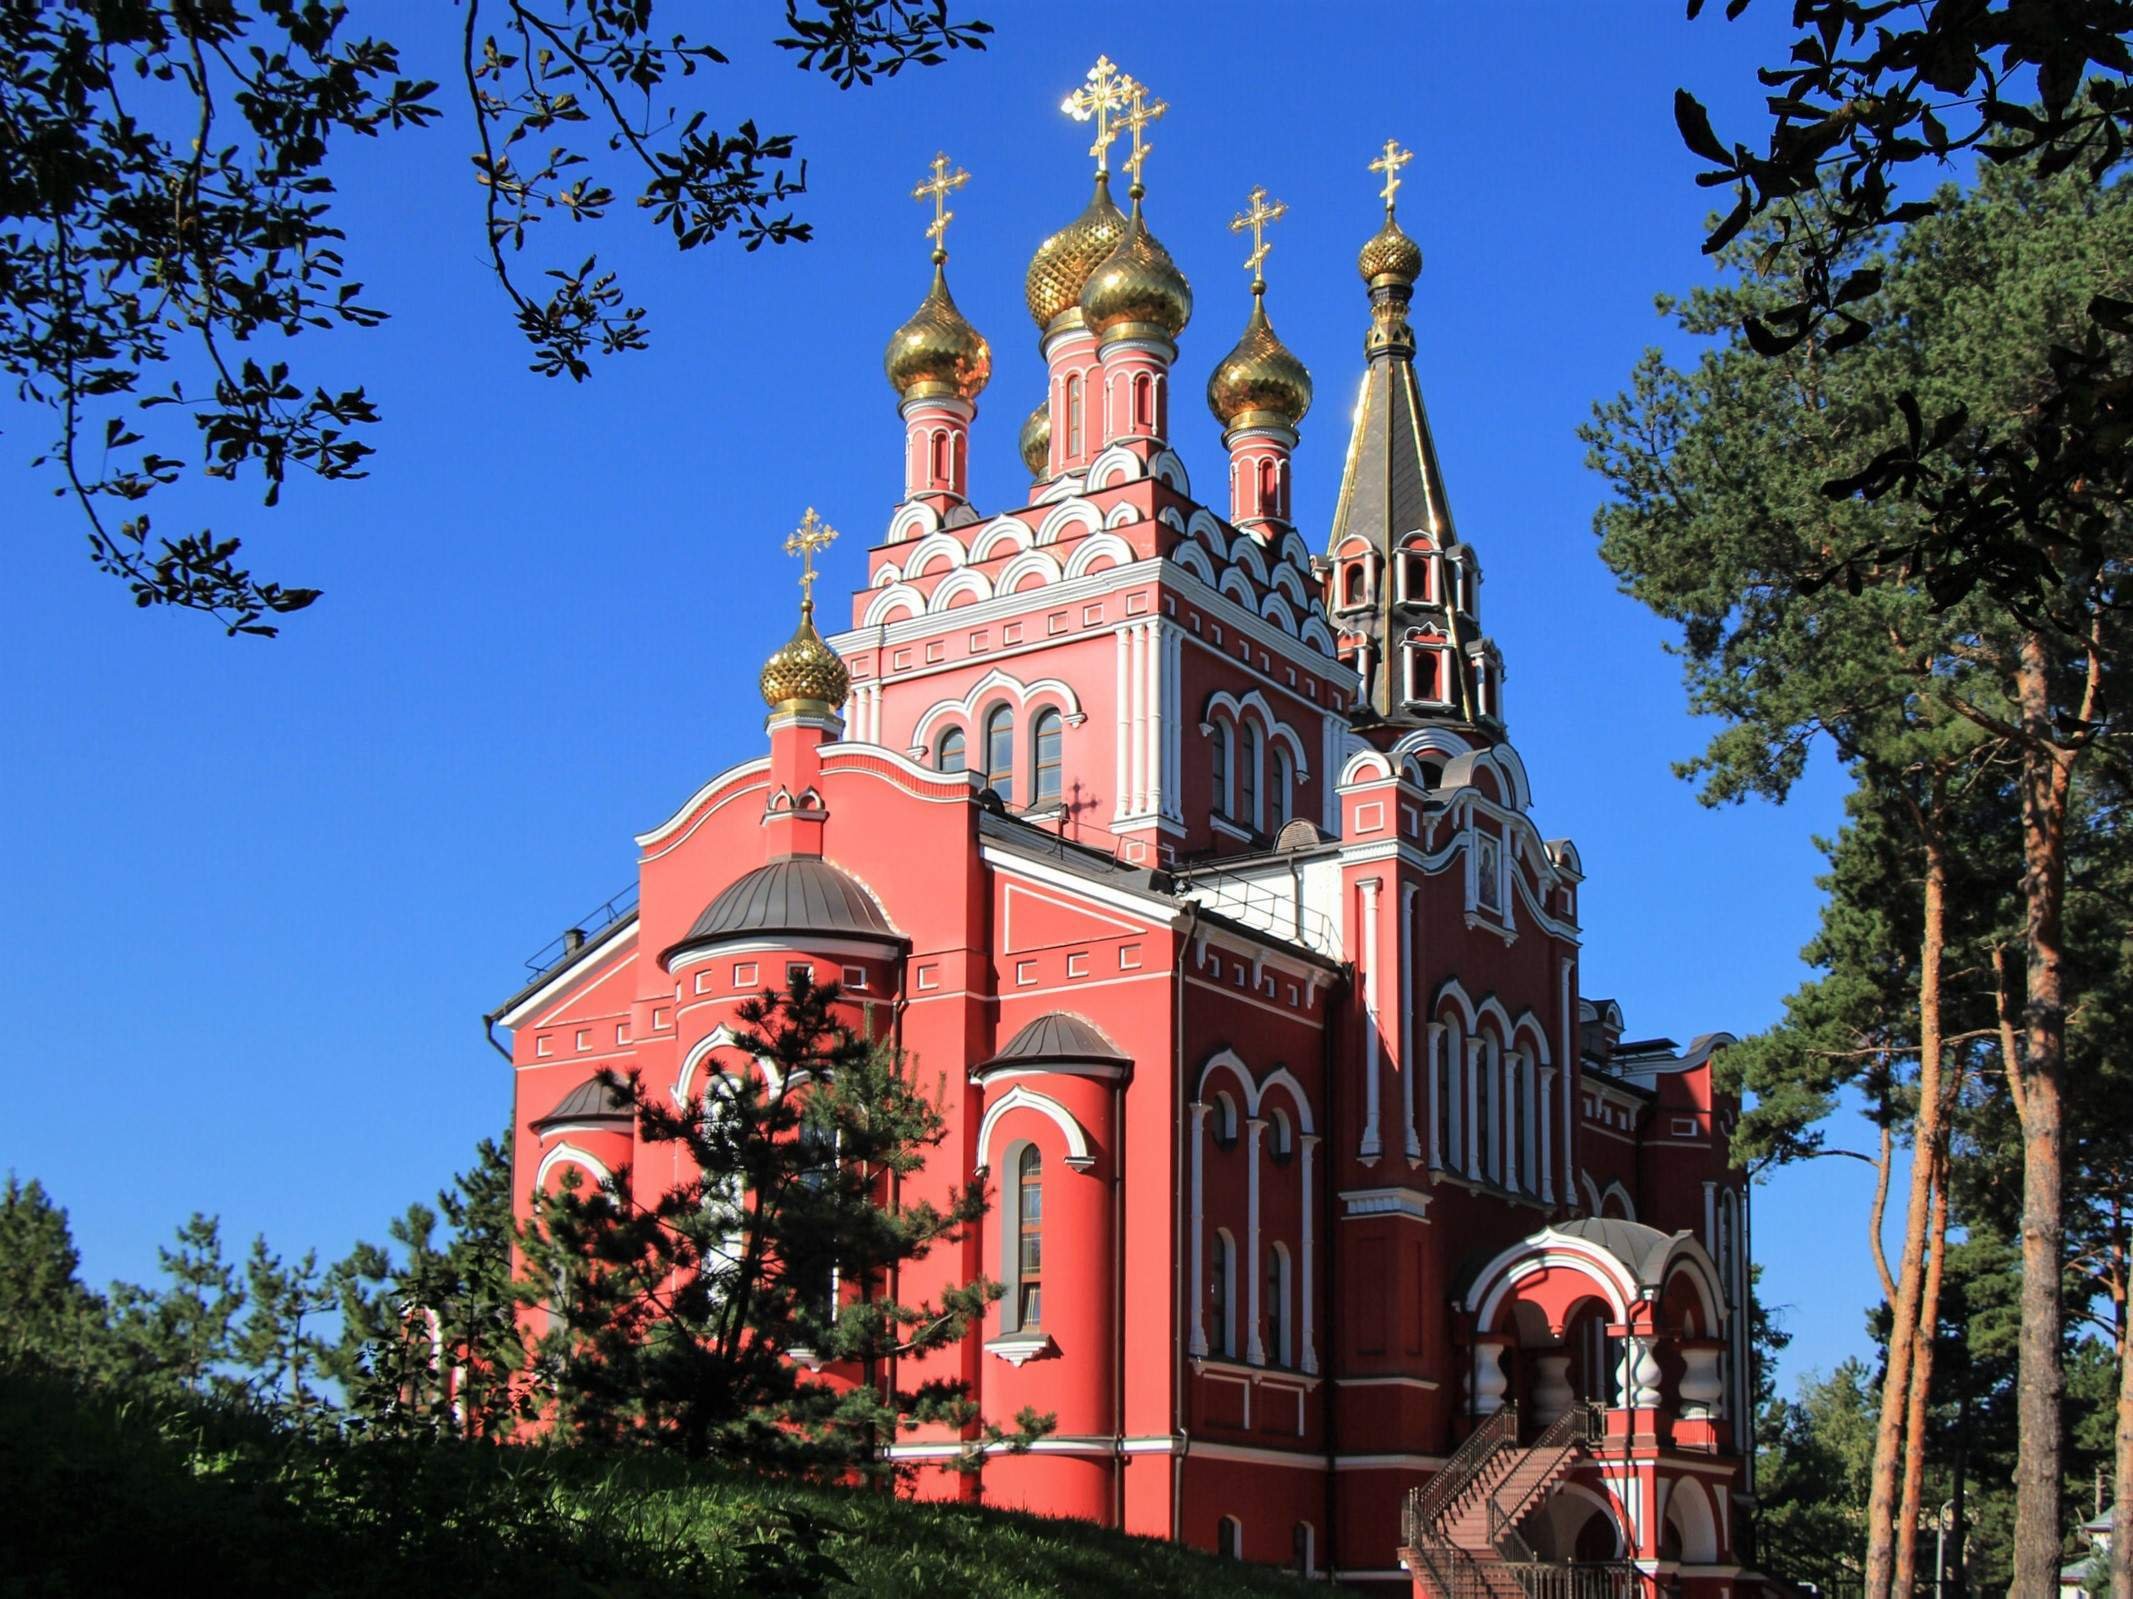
[984,707,1015,802]
[1269,1107,1293,1159]
[930,429,950,484]
[1217,1517,1243,1560]
[795,1119,837,1325]
[1406,644,1442,704]
[1272,747,1294,829]
[1212,1227,1237,1358]
[1212,721,1231,815]
[1506,1050,1526,1192]
[1435,1028,1459,1170]
[1063,373,1083,458]
[1291,1522,1314,1577]
[937,727,967,774]
[1032,708,1063,806]
[1213,1090,1240,1147]
[1478,1039,1500,1184]
[1258,457,1280,518]
[1016,1144,1043,1328]
[1239,723,1260,828]
[1404,549,1432,602]
[1133,372,1154,430]
[1267,1242,1291,1368]
[1341,560,1366,608]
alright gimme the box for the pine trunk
[1895,1153,1950,1598]
[2011,629,2069,1599]
[1865,825,1950,1599]
[2111,1300,2130,1599]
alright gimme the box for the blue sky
[1,3,1891,1391]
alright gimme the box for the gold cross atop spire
[1062,55,1129,175]
[1118,74,1166,194]
[1370,137,1414,215]
[911,151,970,263]
[1230,185,1288,289]
[784,507,839,618]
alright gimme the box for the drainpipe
[1322,967,1350,1583]
[482,1012,513,1063]
[1173,901,1202,1544]
[1113,1065,1127,1530]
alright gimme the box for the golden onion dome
[1019,400,1051,478]
[759,608,851,713]
[1080,204,1192,345]
[1206,290,1313,432]
[1025,172,1127,332]
[884,261,992,403]
[1359,216,1423,286]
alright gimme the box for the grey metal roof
[981,1012,1130,1072]
[1552,1217,1690,1288]
[532,1074,634,1130]
[664,857,902,966]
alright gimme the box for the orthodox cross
[784,507,838,617]
[1119,74,1166,193]
[1370,137,1414,215]
[1230,185,1288,288]
[912,151,970,262]
[1062,55,1128,174]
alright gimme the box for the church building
[490,58,1762,1598]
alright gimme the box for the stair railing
[1403,1401,1519,1549]
[1488,1402,1611,1599]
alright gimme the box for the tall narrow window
[1259,457,1280,518]
[1134,372,1154,430]
[1032,709,1063,805]
[1272,748,1294,829]
[1063,373,1083,458]
[1212,723,1230,815]
[1240,723,1260,829]
[930,429,950,484]
[1435,1034,1458,1169]
[1016,1145,1043,1329]
[1267,1243,1291,1367]
[1218,1518,1243,1560]
[1212,1228,1237,1357]
[1342,561,1365,608]
[1507,1051,1526,1192]
[1479,1041,1499,1184]
[937,727,967,773]
[984,707,1015,802]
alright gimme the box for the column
[1472,1339,1509,1416]
[1505,1048,1524,1192]
[1245,1116,1266,1366]
[1464,1036,1482,1175]
[1539,1066,1556,1202]
[1399,883,1421,1163]
[1112,629,1130,823]
[1425,1022,1445,1173]
[1558,956,1577,1205]
[1188,1101,1209,1357]
[1300,1133,1320,1374]
[1128,624,1147,814]
[1358,877,1382,1161]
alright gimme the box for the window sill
[1208,813,1256,842]
[985,1333,1058,1367]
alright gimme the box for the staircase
[1402,1403,1629,1599]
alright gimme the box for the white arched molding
[1260,593,1300,635]
[886,500,940,545]
[1035,497,1102,546]
[673,1023,740,1107]
[1230,538,1270,585]
[1599,1179,1637,1222]
[1276,528,1313,571]
[1466,1237,1634,1333]
[909,668,1085,754]
[995,548,1064,594]
[902,530,968,578]
[1339,748,1395,785]
[1194,1049,1316,1134]
[1200,688,1310,778]
[1186,507,1228,560]
[1217,569,1257,610]
[1103,500,1144,529]
[1269,563,1309,605]
[1171,543,1218,585]
[871,561,902,587]
[1299,615,1338,656]
[534,1142,613,1192]
[1389,725,1478,768]
[1148,447,1190,493]
[1085,443,1148,490]
[976,1085,1095,1174]
[1063,530,1136,579]
[926,568,994,612]
[1158,504,1187,533]
[863,583,925,627]
[969,515,1034,562]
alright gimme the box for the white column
[1539,1066,1556,1202]
[1162,625,1182,822]
[1358,877,1382,1161]
[1464,1036,1482,1176]
[1473,1342,1508,1415]
[1245,1116,1266,1365]
[1188,1101,1209,1357]
[1356,643,1374,707]
[1425,1022,1445,1173]
[1143,622,1161,819]
[1504,1047,1523,1192]
[1129,623,1148,814]
[1113,629,1130,822]
[1703,1179,1716,1254]
[1321,714,1339,830]
[1300,1133,1320,1374]
[1399,883,1421,1164]
[1559,956,1577,1205]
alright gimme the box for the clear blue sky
[0,3,1892,1394]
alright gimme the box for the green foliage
[1,2,988,633]
[522,973,1052,1475]
[0,1176,116,1379]
[0,1363,1322,1599]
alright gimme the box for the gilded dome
[1080,205,1192,345]
[1206,292,1313,432]
[1358,216,1422,285]
[759,611,851,712]
[884,263,991,403]
[1019,400,1051,478]
[1025,172,1126,331]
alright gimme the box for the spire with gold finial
[1080,72,1191,347]
[1358,138,1423,357]
[1208,185,1312,435]
[760,509,852,715]
[884,152,991,403]
[1026,57,1130,332]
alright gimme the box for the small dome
[666,857,902,967]
[979,1012,1131,1074]
[1080,206,1192,345]
[1026,172,1127,332]
[1358,216,1422,286]
[759,613,850,712]
[1019,401,1051,478]
[1206,292,1312,432]
[884,263,991,403]
[532,1074,634,1133]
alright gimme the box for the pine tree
[234,1239,335,1427]
[0,1176,114,1378]
[108,1213,245,1400]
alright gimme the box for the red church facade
[491,75,1765,1599]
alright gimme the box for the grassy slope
[0,1370,1350,1598]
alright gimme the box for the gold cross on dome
[784,507,839,615]
[1062,55,1128,174]
[911,151,970,260]
[1370,137,1414,214]
[1230,186,1287,286]
[1118,75,1167,191]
